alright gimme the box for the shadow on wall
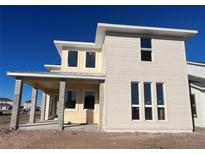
[86,110,94,124]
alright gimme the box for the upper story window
[86,51,96,68]
[140,37,152,62]
[68,50,78,67]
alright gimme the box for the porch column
[57,80,67,131]
[29,87,38,123]
[99,82,105,128]
[10,79,23,130]
[40,92,46,121]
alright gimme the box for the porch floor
[19,120,101,132]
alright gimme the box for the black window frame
[65,90,77,109]
[140,37,152,62]
[84,91,95,110]
[86,51,96,68]
[131,82,140,120]
[68,50,78,67]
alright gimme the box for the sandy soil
[0,114,205,149]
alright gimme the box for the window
[140,37,152,62]
[86,52,96,68]
[190,94,197,118]
[144,83,153,120]
[68,50,78,67]
[84,91,95,109]
[65,91,77,109]
[131,82,140,120]
[156,83,166,120]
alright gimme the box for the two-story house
[7,23,198,132]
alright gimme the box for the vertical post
[40,92,46,121]
[57,80,66,131]
[140,82,145,121]
[152,83,158,122]
[99,82,105,128]
[29,87,38,124]
[10,79,23,130]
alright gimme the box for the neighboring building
[23,100,32,111]
[7,23,198,132]
[0,98,13,114]
[0,97,13,106]
[187,61,205,127]
[23,100,41,112]
[0,103,12,111]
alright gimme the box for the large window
[68,50,78,67]
[156,83,166,120]
[86,52,96,68]
[131,82,140,120]
[140,37,152,62]
[84,91,95,109]
[190,94,197,118]
[144,83,153,120]
[65,91,77,109]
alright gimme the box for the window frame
[83,89,96,111]
[144,82,154,121]
[140,37,152,62]
[131,82,141,121]
[67,50,79,68]
[85,51,96,69]
[65,89,78,111]
[156,82,167,121]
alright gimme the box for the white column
[10,79,23,129]
[57,80,67,130]
[29,87,38,123]
[40,92,47,121]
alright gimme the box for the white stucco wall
[103,33,193,132]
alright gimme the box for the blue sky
[0,6,205,104]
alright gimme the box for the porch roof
[7,71,106,80]
[7,71,105,95]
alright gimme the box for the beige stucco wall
[60,49,102,73]
[103,33,193,132]
[64,83,99,124]
[44,83,100,124]
[191,87,205,127]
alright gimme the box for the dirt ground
[0,113,205,149]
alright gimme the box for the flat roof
[54,22,198,57]
[7,71,106,80]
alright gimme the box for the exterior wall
[191,87,205,127]
[60,49,102,74]
[103,33,193,132]
[64,83,99,124]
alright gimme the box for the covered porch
[7,71,105,130]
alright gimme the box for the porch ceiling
[7,71,105,94]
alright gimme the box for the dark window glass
[141,50,152,61]
[132,107,140,120]
[68,51,78,67]
[141,37,152,48]
[190,94,197,118]
[65,91,77,109]
[144,83,152,105]
[158,107,165,120]
[131,82,139,105]
[145,107,152,120]
[84,91,95,109]
[156,83,164,105]
[86,52,96,68]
